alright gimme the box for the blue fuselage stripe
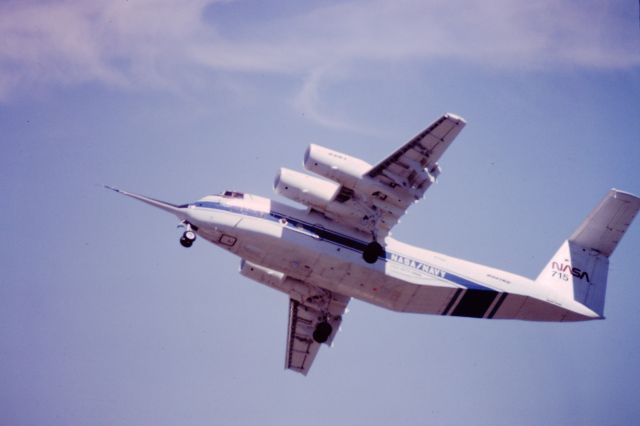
[443,273,492,291]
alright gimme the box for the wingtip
[610,188,640,202]
[445,112,466,124]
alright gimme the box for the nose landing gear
[179,222,197,248]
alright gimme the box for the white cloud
[292,66,378,135]
[1,0,638,127]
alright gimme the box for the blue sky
[1,1,639,425]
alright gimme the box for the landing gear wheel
[363,241,384,264]
[179,230,196,248]
[313,321,333,344]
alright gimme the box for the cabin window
[221,191,245,199]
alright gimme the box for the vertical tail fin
[535,189,640,317]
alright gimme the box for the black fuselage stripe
[442,288,463,316]
[451,289,498,318]
[487,293,508,319]
[313,227,369,252]
[268,212,370,253]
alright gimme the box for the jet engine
[274,168,377,221]
[240,260,332,311]
[304,144,415,208]
[304,144,372,189]
[274,167,339,208]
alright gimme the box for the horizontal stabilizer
[569,189,640,257]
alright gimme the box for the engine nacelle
[304,144,372,189]
[274,168,375,220]
[304,144,415,208]
[240,260,330,310]
[274,167,339,209]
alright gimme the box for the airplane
[107,113,640,375]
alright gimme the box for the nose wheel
[179,223,197,248]
[180,230,196,247]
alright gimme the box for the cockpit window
[221,191,245,199]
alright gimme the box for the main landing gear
[312,321,333,344]
[362,241,384,264]
[179,222,197,248]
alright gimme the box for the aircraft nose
[186,207,242,230]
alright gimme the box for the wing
[276,113,465,239]
[367,113,465,194]
[334,113,466,238]
[285,291,350,375]
[238,259,349,375]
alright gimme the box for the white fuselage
[182,193,597,322]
